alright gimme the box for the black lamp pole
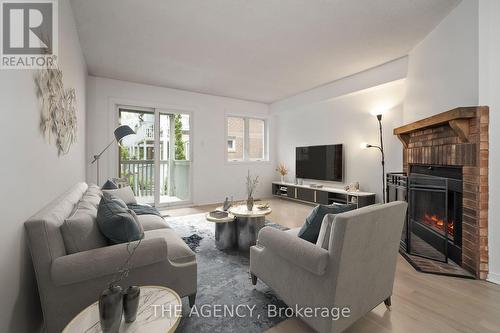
[91,125,136,185]
[377,114,386,203]
[364,114,386,203]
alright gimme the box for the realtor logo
[1,0,58,69]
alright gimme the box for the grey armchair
[250,202,407,333]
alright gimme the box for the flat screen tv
[296,144,343,182]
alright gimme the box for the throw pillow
[97,192,144,244]
[61,206,108,254]
[298,203,356,243]
[102,179,119,190]
[102,186,137,205]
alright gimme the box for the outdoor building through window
[226,116,268,162]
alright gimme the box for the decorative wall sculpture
[35,66,77,155]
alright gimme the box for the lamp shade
[114,125,135,142]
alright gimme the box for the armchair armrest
[51,237,168,286]
[257,227,329,275]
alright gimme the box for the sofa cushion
[297,203,356,243]
[80,185,102,208]
[102,186,137,205]
[144,229,195,264]
[86,184,102,195]
[61,206,108,254]
[137,214,171,231]
[97,193,144,244]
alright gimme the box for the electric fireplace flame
[423,213,454,238]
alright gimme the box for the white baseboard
[487,271,500,285]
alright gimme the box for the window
[226,116,268,162]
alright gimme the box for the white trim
[487,272,500,285]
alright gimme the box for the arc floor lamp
[360,113,386,203]
[91,125,135,185]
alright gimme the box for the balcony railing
[119,160,168,197]
[119,160,190,202]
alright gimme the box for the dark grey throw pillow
[298,203,356,243]
[102,179,119,190]
[97,192,144,244]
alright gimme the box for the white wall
[272,79,405,202]
[86,77,275,205]
[479,0,500,285]
[0,1,87,331]
[403,0,478,123]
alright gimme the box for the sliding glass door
[118,107,191,207]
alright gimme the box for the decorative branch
[108,238,142,289]
[107,210,144,288]
[246,170,259,198]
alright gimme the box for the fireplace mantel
[393,107,485,148]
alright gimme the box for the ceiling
[70,0,460,103]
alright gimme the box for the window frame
[225,115,269,163]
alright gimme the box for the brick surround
[396,107,489,279]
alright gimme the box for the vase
[246,196,254,211]
[280,175,285,183]
[123,286,140,323]
[99,285,123,333]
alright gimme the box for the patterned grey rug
[165,213,290,333]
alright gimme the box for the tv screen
[296,144,343,182]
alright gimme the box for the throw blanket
[127,204,162,217]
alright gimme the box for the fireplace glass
[407,166,463,264]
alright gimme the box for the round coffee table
[229,205,272,251]
[206,210,236,250]
[62,286,182,333]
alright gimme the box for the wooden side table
[62,286,182,333]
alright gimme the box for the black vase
[99,285,123,333]
[123,286,140,323]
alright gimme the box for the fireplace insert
[388,165,463,265]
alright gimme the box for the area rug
[165,213,290,333]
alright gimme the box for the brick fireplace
[393,107,489,279]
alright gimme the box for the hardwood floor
[164,198,500,333]
[164,197,313,228]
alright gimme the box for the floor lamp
[360,113,386,203]
[91,125,136,185]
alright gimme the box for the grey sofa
[25,183,197,333]
[250,201,407,333]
